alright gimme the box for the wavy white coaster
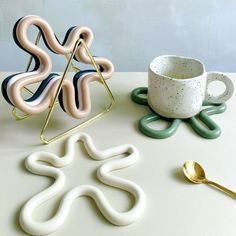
[20,133,146,235]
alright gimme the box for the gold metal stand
[11,32,115,144]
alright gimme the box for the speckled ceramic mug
[148,55,234,119]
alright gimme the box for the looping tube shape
[1,15,114,118]
[131,87,226,139]
[20,132,146,235]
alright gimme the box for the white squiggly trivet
[20,133,146,235]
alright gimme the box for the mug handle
[204,72,234,103]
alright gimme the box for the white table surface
[1,72,236,236]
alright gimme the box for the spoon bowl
[183,160,206,184]
[182,160,236,198]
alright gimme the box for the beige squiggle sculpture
[2,15,114,118]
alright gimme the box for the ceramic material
[131,87,226,139]
[148,55,234,119]
[1,15,114,118]
[19,133,146,236]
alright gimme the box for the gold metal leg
[11,33,115,144]
[65,54,80,72]
[12,107,31,120]
[39,38,115,144]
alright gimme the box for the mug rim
[149,55,206,81]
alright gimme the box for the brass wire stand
[11,32,115,144]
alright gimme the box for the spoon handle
[206,180,236,198]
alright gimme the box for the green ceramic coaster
[131,87,227,139]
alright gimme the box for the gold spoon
[183,160,236,198]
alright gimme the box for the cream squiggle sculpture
[20,133,146,235]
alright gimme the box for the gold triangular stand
[12,33,115,144]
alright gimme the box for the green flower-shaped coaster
[131,87,227,139]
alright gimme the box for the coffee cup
[148,55,234,119]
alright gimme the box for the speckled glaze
[148,55,234,118]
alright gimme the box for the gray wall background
[0,0,235,72]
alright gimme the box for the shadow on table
[171,167,193,185]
